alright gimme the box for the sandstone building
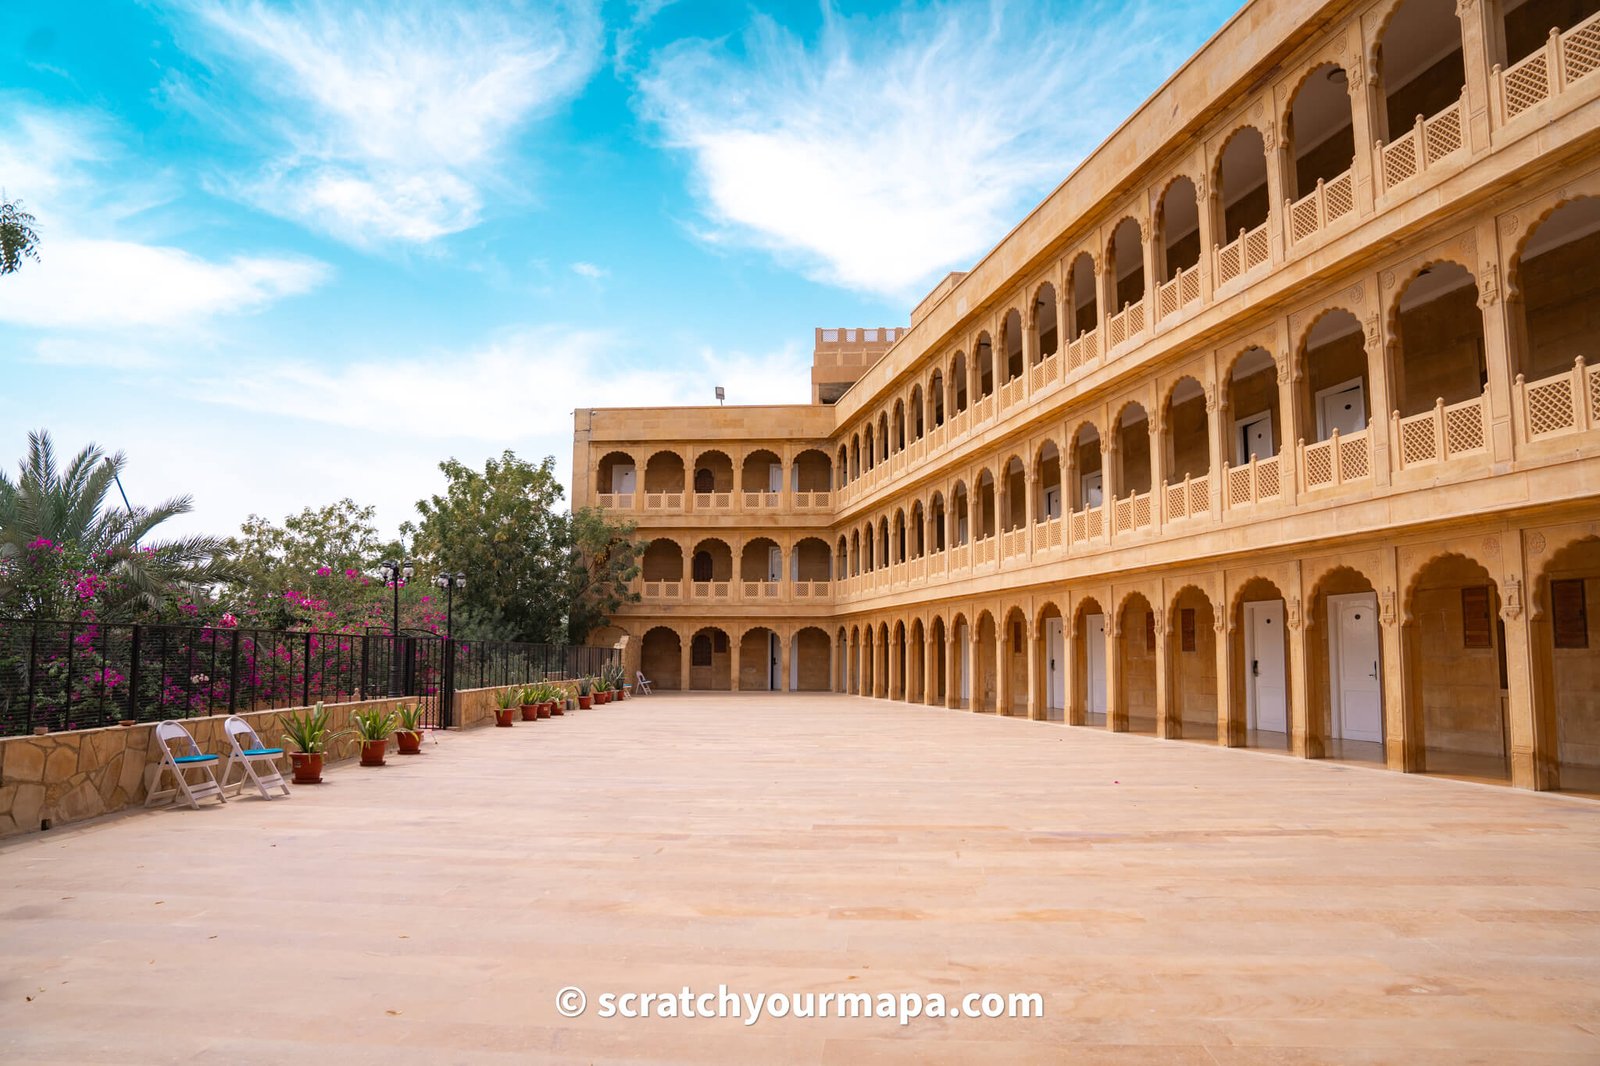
[572,0,1600,793]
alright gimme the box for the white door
[1043,486,1062,519]
[769,632,781,691]
[1081,471,1104,509]
[1045,617,1065,713]
[768,547,782,583]
[769,463,783,493]
[611,465,636,495]
[1085,614,1107,716]
[1317,380,1367,439]
[1236,412,1275,463]
[958,624,971,701]
[956,512,969,545]
[1330,592,1382,743]
[1244,600,1287,733]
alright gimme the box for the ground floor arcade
[613,518,1600,795]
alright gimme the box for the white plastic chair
[635,670,653,695]
[145,720,227,810]
[220,715,291,800]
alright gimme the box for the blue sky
[0,0,1238,539]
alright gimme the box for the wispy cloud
[195,326,808,442]
[166,0,605,246]
[0,103,327,331]
[571,260,608,280]
[636,0,1227,300]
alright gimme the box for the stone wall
[0,685,531,840]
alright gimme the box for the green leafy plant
[281,703,349,754]
[601,662,626,689]
[577,676,592,696]
[395,704,424,732]
[496,687,521,709]
[350,706,397,741]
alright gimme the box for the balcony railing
[792,580,831,600]
[1393,391,1489,469]
[974,535,997,567]
[1214,218,1271,287]
[1106,297,1147,350]
[741,580,781,600]
[1223,455,1281,510]
[1163,473,1211,522]
[1031,352,1059,393]
[1518,357,1600,440]
[1298,428,1372,493]
[1378,92,1466,192]
[1032,516,1063,553]
[691,581,733,601]
[596,492,634,510]
[693,491,733,511]
[742,491,781,510]
[641,580,683,601]
[644,492,684,512]
[973,394,996,425]
[1496,12,1600,121]
[1154,266,1201,321]
[793,490,831,509]
[1069,504,1104,544]
[1000,376,1026,411]
[1288,168,1355,245]
[1000,527,1028,559]
[1112,490,1152,534]
[1066,328,1099,372]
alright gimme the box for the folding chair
[635,670,653,695]
[145,720,227,810]
[221,715,291,800]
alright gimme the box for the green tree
[410,451,641,643]
[0,199,41,276]
[0,430,235,618]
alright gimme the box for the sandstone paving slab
[2,692,1599,1064]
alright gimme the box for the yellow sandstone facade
[572,0,1600,793]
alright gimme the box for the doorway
[1085,613,1107,721]
[1236,411,1276,463]
[1315,378,1367,438]
[1328,592,1382,743]
[1046,616,1065,717]
[1244,599,1287,734]
[1081,471,1104,509]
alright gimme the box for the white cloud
[172,0,605,245]
[636,0,1225,299]
[0,239,326,330]
[0,103,329,331]
[571,261,607,279]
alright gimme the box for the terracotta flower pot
[396,729,423,755]
[291,751,324,784]
[520,703,539,721]
[576,695,592,710]
[539,701,554,719]
[617,689,627,701]
[360,739,388,767]
[494,707,516,727]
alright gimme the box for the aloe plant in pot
[395,703,425,755]
[281,703,350,784]
[576,676,593,710]
[351,706,398,766]
[494,687,519,727]
[518,685,541,722]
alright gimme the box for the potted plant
[493,687,519,727]
[395,703,425,755]
[603,663,627,701]
[593,678,609,705]
[539,683,557,719]
[281,703,348,784]
[519,685,541,722]
[351,706,398,766]
[576,677,593,710]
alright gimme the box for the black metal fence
[0,618,619,738]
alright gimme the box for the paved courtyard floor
[3,693,1600,1065]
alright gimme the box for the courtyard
[3,693,1599,1064]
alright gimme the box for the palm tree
[0,199,41,276]
[0,430,236,617]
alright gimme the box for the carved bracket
[1500,575,1523,621]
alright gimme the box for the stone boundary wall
[0,684,536,840]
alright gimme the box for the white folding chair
[220,715,291,800]
[635,670,653,695]
[145,720,227,810]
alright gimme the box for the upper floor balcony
[594,447,834,519]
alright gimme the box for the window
[1553,579,1589,649]
[692,551,713,582]
[1462,586,1493,649]
[694,468,714,493]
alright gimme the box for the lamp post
[379,559,414,696]
[434,571,466,639]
